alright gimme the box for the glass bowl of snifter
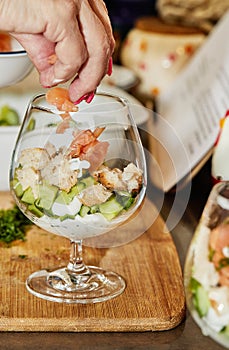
[184,181,229,349]
[10,91,146,303]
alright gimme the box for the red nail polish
[107,57,113,76]
[86,92,95,103]
[74,94,89,104]
[74,91,95,104]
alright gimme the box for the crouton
[18,148,50,170]
[40,152,78,192]
[16,167,39,197]
[45,142,57,158]
[92,165,109,181]
[122,163,143,194]
[79,184,112,207]
[98,167,127,191]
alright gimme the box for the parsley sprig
[0,206,32,245]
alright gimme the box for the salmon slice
[46,87,78,116]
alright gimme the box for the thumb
[12,33,57,86]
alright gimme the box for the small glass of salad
[184,181,229,348]
[10,90,147,304]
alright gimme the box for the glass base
[26,266,126,304]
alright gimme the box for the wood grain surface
[0,191,185,332]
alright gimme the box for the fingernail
[74,94,89,105]
[107,57,113,76]
[85,91,95,103]
[42,85,52,89]
[53,78,65,85]
[74,91,95,105]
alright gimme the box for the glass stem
[66,240,90,276]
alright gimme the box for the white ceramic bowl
[0,126,20,190]
[0,37,34,88]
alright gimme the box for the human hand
[0,0,115,102]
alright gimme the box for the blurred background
[105,0,157,58]
[104,0,229,101]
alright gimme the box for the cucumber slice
[69,182,86,196]
[36,183,58,211]
[193,284,210,317]
[79,205,90,217]
[101,212,120,221]
[21,187,35,205]
[11,179,23,197]
[60,214,76,221]
[28,204,44,218]
[55,182,86,205]
[80,176,96,188]
[55,190,73,205]
[99,196,124,220]
[90,205,99,214]
[189,277,201,293]
[115,191,134,209]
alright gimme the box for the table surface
[0,159,226,350]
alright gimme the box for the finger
[11,33,56,86]
[12,1,88,87]
[43,10,88,85]
[11,33,64,87]
[88,0,115,76]
[51,26,87,84]
[13,26,87,88]
[69,1,115,102]
[88,0,114,41]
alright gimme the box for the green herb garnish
[208,247,215,262]
[217,257,229,270]
[18,254,28,259]
[0,206,32,245]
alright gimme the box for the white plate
[102,65,138,90]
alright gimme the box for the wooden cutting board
[0,191,185,332]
